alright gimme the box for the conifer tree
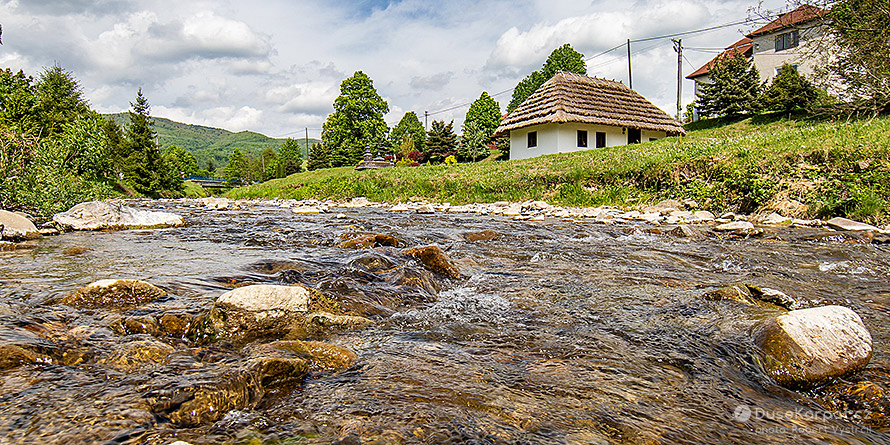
[307,142,330,171]
[276,138,304,177]
[425,120,457,164]
[695,52,762,118]
[761,64,817,114]
[122,88,180,196]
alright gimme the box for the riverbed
[1,200,889,444]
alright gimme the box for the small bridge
[186,176,237,190]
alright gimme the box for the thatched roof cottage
[494,71,685,160]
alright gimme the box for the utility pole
[627,38,633,90]
[304,128,309,155]
[424,111,429,130]
[672,39,683,120]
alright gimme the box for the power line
[424,14,774,117]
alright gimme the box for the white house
[687,4,827,93]
[494,71,685,161]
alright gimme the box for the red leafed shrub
[407,150,422,161]
[410,162,420,167]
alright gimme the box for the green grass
[227,113,890,225]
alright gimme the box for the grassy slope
[104,113,317,169]
[228,114,890,224]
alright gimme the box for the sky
[0,0,790,139]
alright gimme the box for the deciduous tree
[321,71,389,167]
[389,112,425,154]
[508,44,587,112]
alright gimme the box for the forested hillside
[104,113,316,172]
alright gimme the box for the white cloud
[154,105,264,132]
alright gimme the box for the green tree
[0,69,39,136]
[695,52,762,118]
[321,71,390,167]
[307,142,330,171]
[389,111,426,154]
[460,91,501,162]
[55,111,111,181]
[761,64,818,113]
[508,44,587,112]
[224,149,250,182]
[822,0,890,115]
[259,146,278,180]
[206,158,217,176]
[34,64,89,137]
[457,120,491,162]
[425,120,457,164]
[163,144,200,178]
[276,138,304,177]
[121,88,181,196]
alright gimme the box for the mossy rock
[266,340,357,372]
[402,245,461,279]
[62,279,167,310]
[98,338,174,371]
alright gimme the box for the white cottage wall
[509,123,668,160]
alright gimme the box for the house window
[649,138,659,142]
[775,30,799,51]
[527,131,537,148]
[595,132,606,148]
[628,128,641,144]
[577,130,588,148]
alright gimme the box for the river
[1,200,888,444]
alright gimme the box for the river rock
[199,285,313,341]
[147,366,266,427]
[0,210,40,240]
[288,311,373,339]
[216,284,310,314]
[62,279,167,310]
[645,199,683,215]
[98,338,175,371]
[747,286,800,310]
[464,229,499,242]
[758,212,792,225]
[337,232,401,249]
[198,197,230,210]
[416,204,435,214]
[752,305,872,388]
[826,217,883,232]
[53,201,183,230]
[403,245,461,279]
[266,340,358,372]
[714,220,762,237]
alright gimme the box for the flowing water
[1,200,889,444]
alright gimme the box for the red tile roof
[747,4,826,37]
[686,38,753,79]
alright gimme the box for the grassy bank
[228,113,890,225]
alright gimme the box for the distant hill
[104,113,317,172]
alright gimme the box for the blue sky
[0,0,789,138]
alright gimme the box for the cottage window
[527,131,537,148]
[577,130,588,148]
[775,30,799,51]
[776,64,799,75]
[595,132,606,148]
[628,128,641,144]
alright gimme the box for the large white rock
[753,305,872,388]
[0,210,40,240]
[825,217,883,232]
[53,201,183,230]
[216,285,310,314]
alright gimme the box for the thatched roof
[495,72,685,137]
